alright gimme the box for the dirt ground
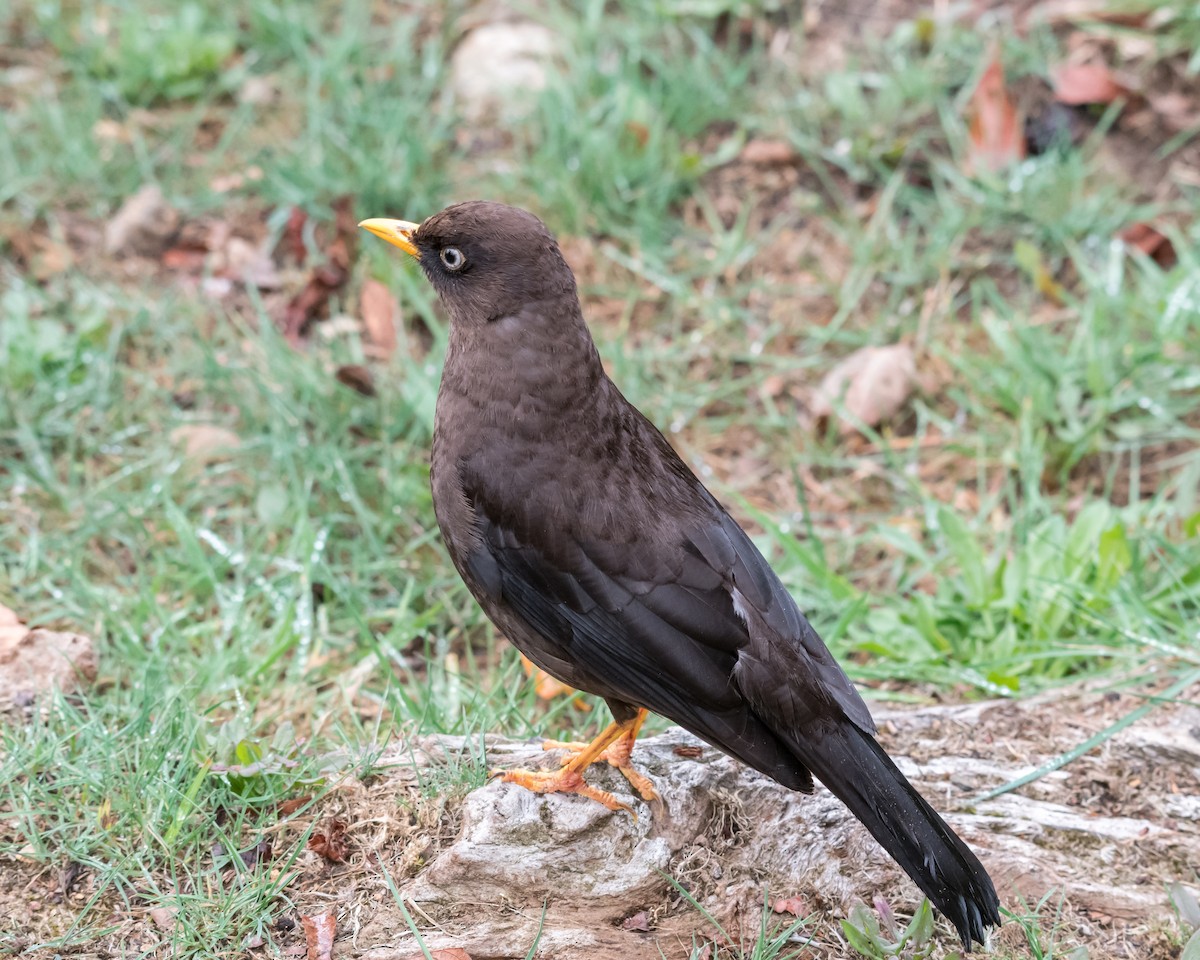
[5,682,1196,958]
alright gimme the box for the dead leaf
[300,912,336,960]
[772,896,809,916]
[673,744,704,759]
[622,911,652,932]
[359,279,398,360]
[965,49,1025,175]
[280,197,357,345]
[170,424,242,462]
[31,236,74,280]
[308,819,349,863]
[148,906,177,931]
[278,796,312,816]
[221,237,282,290]
[1148,92,1200,133]
[1119,222,1177,268]
[105,184,180,257]
[738,138,799,166]
[1051,63,1127,105]
[54,861,84,901]
[624,121,650,148]
[239,839,274,869]
[811,344,917,434]
[161,246,208,272]
[283,207,309,265]
[335,364,376,397]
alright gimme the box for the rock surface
[450,20,559,122]
[344,690,1200,959]
[0,618,97,711]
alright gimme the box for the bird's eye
[440,247,466,271]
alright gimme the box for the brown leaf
[284,207,308,264]
[335,364,376,397]
[1120,222,1177,268]
[359,279,398,360]
[278,796,312,816]
[280,197,358,345]
[965,50,1025,175]
[622,911,652,932]
[772,896,809,916]
[161,245,209,272]
[811,344,917,434]
[31,237,74,280]
[1051,63,1127,105]
[673,745,704,759]
[300,912,336,960]
[624,121,650,148]
[308,818,349,863]
[739,139,799,166]
[148,906,177,931]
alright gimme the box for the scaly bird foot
[491,765,632,813]
[541,733,659,803]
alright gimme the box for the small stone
[450,21,558,122]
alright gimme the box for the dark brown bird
[361,201,1001,949]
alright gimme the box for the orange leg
[496,708,658,813]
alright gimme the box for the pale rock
[450,21,559,122]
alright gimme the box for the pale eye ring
[440,247,466,271]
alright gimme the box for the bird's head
[360,201,579,330]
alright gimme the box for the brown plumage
[361,201,1001,949]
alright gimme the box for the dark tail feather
[791,721,1001,949]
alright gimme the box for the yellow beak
[358,218,421,258]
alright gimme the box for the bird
[360,201,1001,949]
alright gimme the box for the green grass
[2,0,1199,955]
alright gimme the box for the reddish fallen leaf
[335,364,376,397]
[1120,222,1177,268]
[162,246,209,271]
[308,818,349,863]
[280,196,357,345]
[300,912,336,960]
[278,796,312,816]
[1051,63,1127,105]
[359,278,398,360]
[739,138,799,166]
[772,896,809,916]
[965,49,1025,175]
[673,745,704,759]
[284,207,308,265]
[624,121,650,149]
[622,911,652,932]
